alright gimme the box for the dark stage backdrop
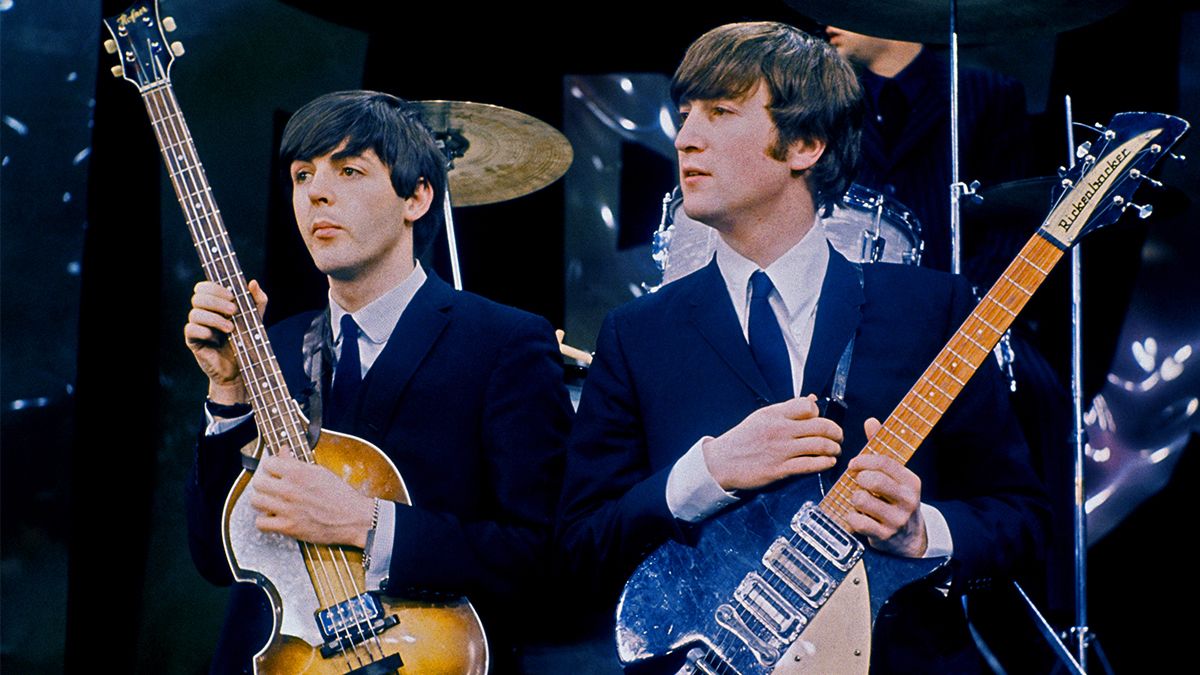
[1,0,1196,672]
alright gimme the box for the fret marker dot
[210,246,218,253]
[194,201,202,209]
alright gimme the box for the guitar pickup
[791,503,862,571]
[315,593,399,658]
[733,572,805,642]
[762,538,834,608]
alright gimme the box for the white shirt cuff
[666,438,740,523]
[203,405,253,436]
[920,502,953,558]
[365,501,396,590]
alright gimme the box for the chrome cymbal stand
[944,2,1091,672]
[433,132,467,290]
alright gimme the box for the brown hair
[671,22,863,214]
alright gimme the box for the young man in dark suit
[558,23,1047,672]
[183,90,572,673]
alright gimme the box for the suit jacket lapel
[357,273,453,436]
[801,247,865,397]
[686,260,776,402]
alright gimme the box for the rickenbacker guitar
[617,112,1188,674]
[102,3,488,673]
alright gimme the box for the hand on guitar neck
[183,279,268,406]
[845,417,929,558]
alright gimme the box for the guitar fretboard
[818,233,1064,525]
[141,83,310,461]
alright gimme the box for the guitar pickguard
[226,472,325,647]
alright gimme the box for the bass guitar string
[146,84,373,668]
[172,107,385,669]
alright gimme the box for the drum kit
[412,2,1188,670]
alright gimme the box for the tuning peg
[1112,195,1154,220]
[1170,152,1186,162]
[110,65,124,78]
[103,39,117,54]
[1129,169,1164,189]
[162,16,177,32]
[171,42,185,57]
[1075,141,1092,159]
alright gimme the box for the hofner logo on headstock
[117,5,148,26]
[1044,129,1159,246]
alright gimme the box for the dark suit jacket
[185,273,572,672]
[557,249,1047,608]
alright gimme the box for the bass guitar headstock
[102,0,183,91]
[1041,112,1188,249]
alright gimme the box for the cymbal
[413,100,574,207]
[785,0,1129,45]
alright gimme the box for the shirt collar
[329,261,427,345]
[715,218,830,320]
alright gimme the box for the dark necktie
[748,270,794,401]
[328,314,362,425]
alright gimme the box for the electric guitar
[616,111,1188,674]
[103,3,488,672]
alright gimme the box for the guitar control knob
[110,65,124,78]
[162,17,177,32]
[171,42,186,57]
[104,39,117,54]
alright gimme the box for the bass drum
[651,184,923,285]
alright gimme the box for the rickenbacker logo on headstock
[1042,129,1159,246]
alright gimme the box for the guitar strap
[299,308,335,449]
[816,261,862,497]
[818,260,863,422]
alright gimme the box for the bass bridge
[317,592,401,661]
